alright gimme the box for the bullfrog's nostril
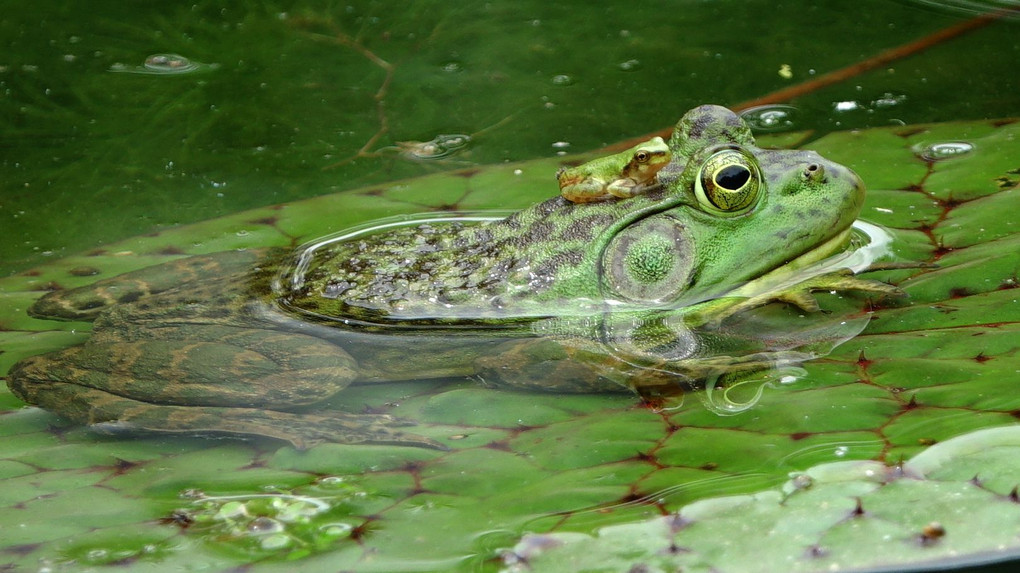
[803,163,825,183]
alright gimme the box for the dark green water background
[2,0,1017,275]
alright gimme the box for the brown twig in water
[300,28,395,166]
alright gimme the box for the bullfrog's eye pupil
[715,165,750,190]
[694,148,761,215]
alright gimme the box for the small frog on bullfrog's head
[7,105,897,449]
[557,136,671,202]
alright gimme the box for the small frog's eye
[634,150,651,163]
[695,148,762,215]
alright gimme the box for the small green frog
[557,136,671,202]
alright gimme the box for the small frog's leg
[605,179,639,199]
[7,324,442,449]
[558,178,614,203]
[689,269,902,327]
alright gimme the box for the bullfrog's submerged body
[7,105,894,448]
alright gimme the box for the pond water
[1,1,1019,572]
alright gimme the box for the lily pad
[500,426,1020,573]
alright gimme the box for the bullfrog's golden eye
[695,148,761,215]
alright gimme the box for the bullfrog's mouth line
[728,220,892,300]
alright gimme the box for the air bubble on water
[740,105,796,132]
[872,92,906,108]
[321,522,354,536]
[248,516,284,534]
[915,141,974,162]
[260,533,291,550]
[833,100,861,112]
[618,59,641,71]
[110,53,218,75]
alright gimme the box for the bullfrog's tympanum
[7,105,897,448]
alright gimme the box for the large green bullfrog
[6,105,894,449]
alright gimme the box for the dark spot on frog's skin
[531,249,584,281]
[1010,486,1020,503]
[905,395,920,410]
[991,118,1019,128]
[536,197,566,217]
[360,188,385,197]
[515,220,556,244]
[790,432,811,441]
[473,229,494,244]
[559,214,615,242]
[117,291,143,304]
[900,184,925,193]
[76,299,106,311]
[1010,410,1020,420]
[974,352,992,363]
[688,114,712,139]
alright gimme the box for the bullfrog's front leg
[687,268,903,327]
[7,324,442,449]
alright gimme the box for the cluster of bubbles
[165,476,368,558]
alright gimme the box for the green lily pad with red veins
[0,118,1018,572]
